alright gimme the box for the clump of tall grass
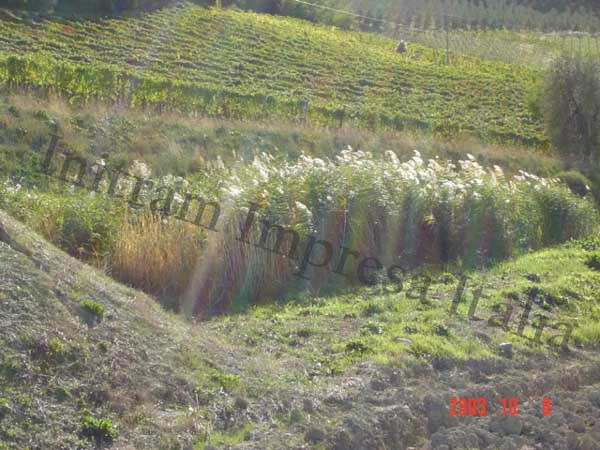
[0,180,124,259]
[0,179,204,311]
[222,148,597,263]
[109,211,205,311]
[1,148,597,317]
[186,148,598,316]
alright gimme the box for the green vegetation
[557,170,593,197]
[81,415,118,445]
[585,252,600,271]
[0,3,546,145]
[80,299,106,324]
[402,28,600,67]
[1,146,595,313]
[0,93,562,182]
[2,1,600,448]
[4,0,182,16]
[8,0,600,32]
[195,423,252,449]
[2,184,600,448]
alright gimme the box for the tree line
[6,0,600,32]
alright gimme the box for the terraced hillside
[0,3,545,145]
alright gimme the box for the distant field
[401,28,600,67]
[0,3,545,145]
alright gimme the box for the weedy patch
[195,423,253,450]
[79,299,105,326]
[81,415,118,446]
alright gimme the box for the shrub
[109,211,205,311]
[80,300,105,325]
[532,185,598,246]
[81,415,117,445]
[557,170,592,197]
[345,341,371,354]
[0,398,9,421]
[0,184,124,260]
[58,194,122,260]
[47,337,65,356]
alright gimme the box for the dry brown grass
[109,211,205,311]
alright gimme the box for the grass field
[0,3,546,145]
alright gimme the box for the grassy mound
[0,3,545,144]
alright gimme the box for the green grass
[0,3,545,145]
[195,423,252,449]
[207,240,600,373]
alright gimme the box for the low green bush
[58,195,122,259]
[0,182,125,259]
[80,300,105,325]
[81,415,117,445]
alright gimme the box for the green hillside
[0,3,545,145]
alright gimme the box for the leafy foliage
[81,415,117,445]
[0,183,124,259]
[79,299,106,324]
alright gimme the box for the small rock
[303,399,315,414]
[572,417,586,433]
[594,420,600,439]
[305,427,326,443]
[395,337,413,346]
[493,416,523,435]
[499,342,513,359]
